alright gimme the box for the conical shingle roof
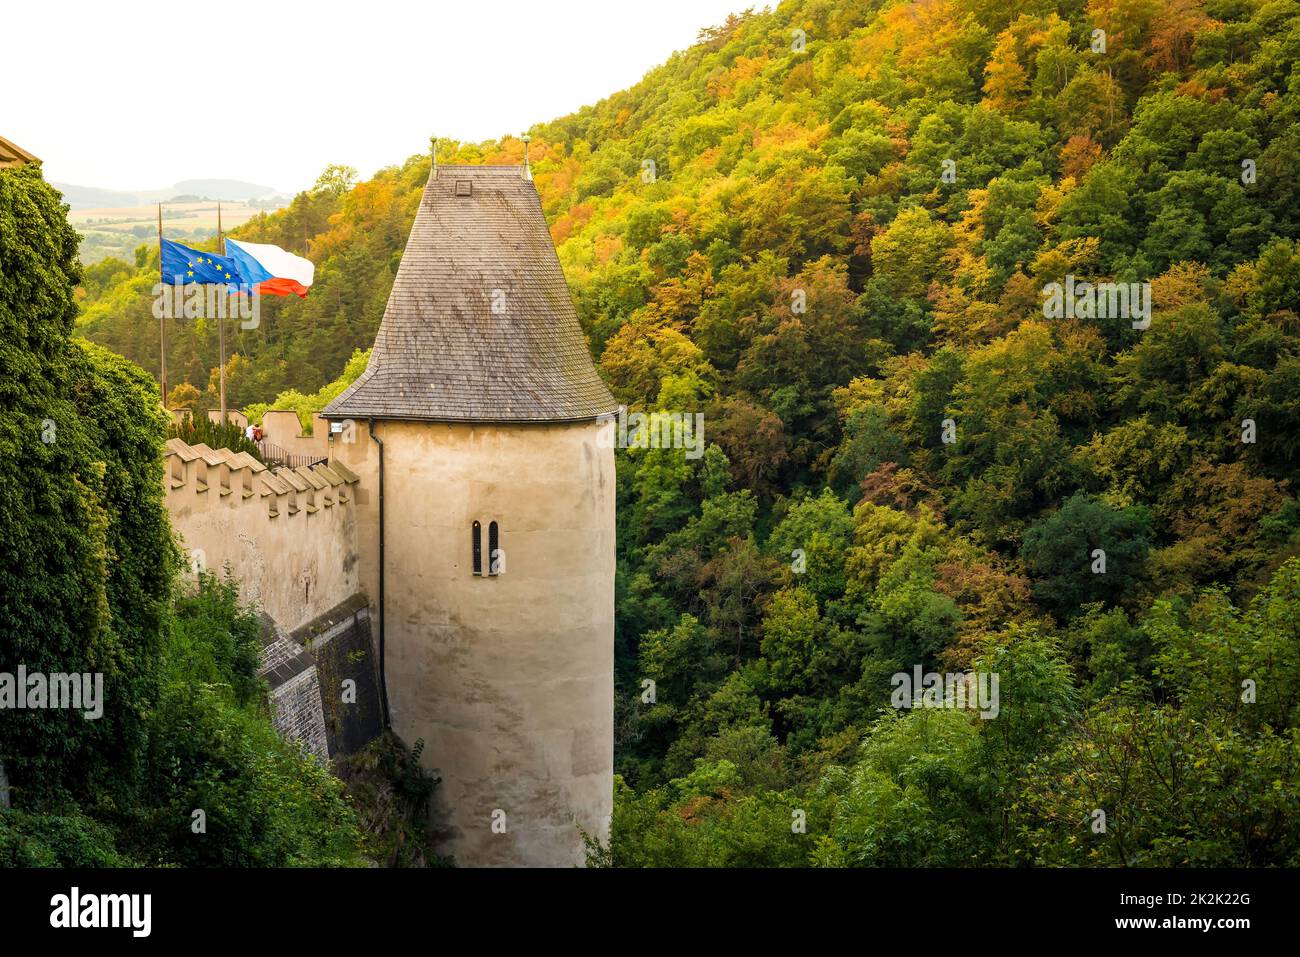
[323,165,617,423]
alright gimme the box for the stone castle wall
[163,438,383,762]
[163,437,361,632]
[291,594,385,757]
[258,411,332,461]
[258,615,330,762]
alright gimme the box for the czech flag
[224,238,315,298]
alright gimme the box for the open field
[69,198,287,264]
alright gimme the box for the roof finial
[430,134,438,180]
[521,134,532,181]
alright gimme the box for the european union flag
[160,238,245,286]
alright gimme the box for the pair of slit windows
[472,520,500,576]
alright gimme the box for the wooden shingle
[322,165,618,423]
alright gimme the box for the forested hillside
[76,0,1300,865]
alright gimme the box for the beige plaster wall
[165,465,361,633]
[206,409,249,429]
[259,410,331,459]
[331,419,615,867]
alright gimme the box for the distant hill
[158,178,280,202]
[55,177,280,209]
[52,183,139,208]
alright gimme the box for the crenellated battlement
[163,438,364,635]
[164,438,359,520]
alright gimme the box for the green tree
[1021,492,1152,618]
[1,165,172,804]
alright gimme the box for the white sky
[9,0,759,193]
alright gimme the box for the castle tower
[323,164,617,867]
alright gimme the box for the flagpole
[158,203,167,407]
[217,200,226,424]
